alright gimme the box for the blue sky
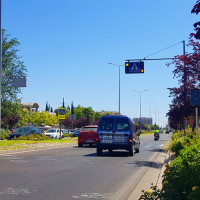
[3,0,199,127]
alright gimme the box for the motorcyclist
[154,129,159,139]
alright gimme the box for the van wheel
[135,148,139,153]
[129,147,134,156]
[108,149,112,153]
[97,147,102,156]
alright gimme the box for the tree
[1,102,22,129]
[62,98,65,108]
[167,39,200,129]
[45,102,49,111]
[191,0,200,39]
[71,102,75,114]
[2,29,27,102]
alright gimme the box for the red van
[78,125,98,147]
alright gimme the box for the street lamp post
[133,90,148,131]
[108,62,123,114]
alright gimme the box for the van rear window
[99,118,114,131]
[83,127,97,132]
[116,118,129,131]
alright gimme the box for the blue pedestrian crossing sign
[125,61,144,74]
[58,107,66,119]
[191,89,200,106]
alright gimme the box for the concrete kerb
[127,150,171,200]
[0,143,76,155]
[156,150,171,189]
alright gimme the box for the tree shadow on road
[126,160,163,169]
[84,150,130,157]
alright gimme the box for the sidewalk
[127,150,171,200]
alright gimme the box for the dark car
[165,130,169,134]
[78,125,98,147]
[7,126,42,139]
[72,130,80,137]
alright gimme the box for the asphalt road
[0,133,171,200]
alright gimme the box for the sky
[3,0,199,127]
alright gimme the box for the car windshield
[116,118,129,131]
[47,129,56,133]
[82,127,97,132]
[99,118,114,131]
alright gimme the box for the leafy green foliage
[2,29,27,102]
[0,129,11,140]
[139,185,163,200]
[16,134,50,140]
[1,102,22,129]
[162,144,200,200]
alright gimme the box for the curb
[156,150,171,189]
[127,150,170,200]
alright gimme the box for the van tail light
[129,135,133,142]
[96,135,99,142]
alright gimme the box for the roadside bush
[0,129,11,140]
[171,140,184,156]
[139,184,163,200]
[16,134,50,140]
[63,133,73,138]
[162,144,200,200]
[140,143,200,200]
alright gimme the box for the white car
[44,129,63,139]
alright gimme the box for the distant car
[72,130,80,137]
[44,129,63,139]
[165,130,169,134]
[159,129,163,134]
[78,125,98,147]
[7,126,42,139]
[63,129,70,134]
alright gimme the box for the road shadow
[127,160,163,169]
[73,145,96,149]
[143,148,165,153]
[84,150,136,157]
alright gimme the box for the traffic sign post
[58,107,66,139]
[190,89,200,135]
[125,61,144,74]
[58,107,66,120]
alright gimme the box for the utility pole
[146,101,155,124]
[108,62,123,114]
[183,40,187,135]
[0,0,2,139]
[133,90,148,131]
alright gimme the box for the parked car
[72,130,80,137]
[44,129,63,139]
[96,115,140,156]
[78,125,98,147]
[7,126,42,139]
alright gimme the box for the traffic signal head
[125,62,129,73]
[140,62,144,73]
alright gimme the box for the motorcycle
[154,133,159,141]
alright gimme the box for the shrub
[162,144,200,200]
[16,134,50,140]
[63,133,73,138]
[171,140,184,156]
[0,129,11,140]
[139,185,163,200]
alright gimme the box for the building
[21,103,39,115]
[133,117,153,125]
